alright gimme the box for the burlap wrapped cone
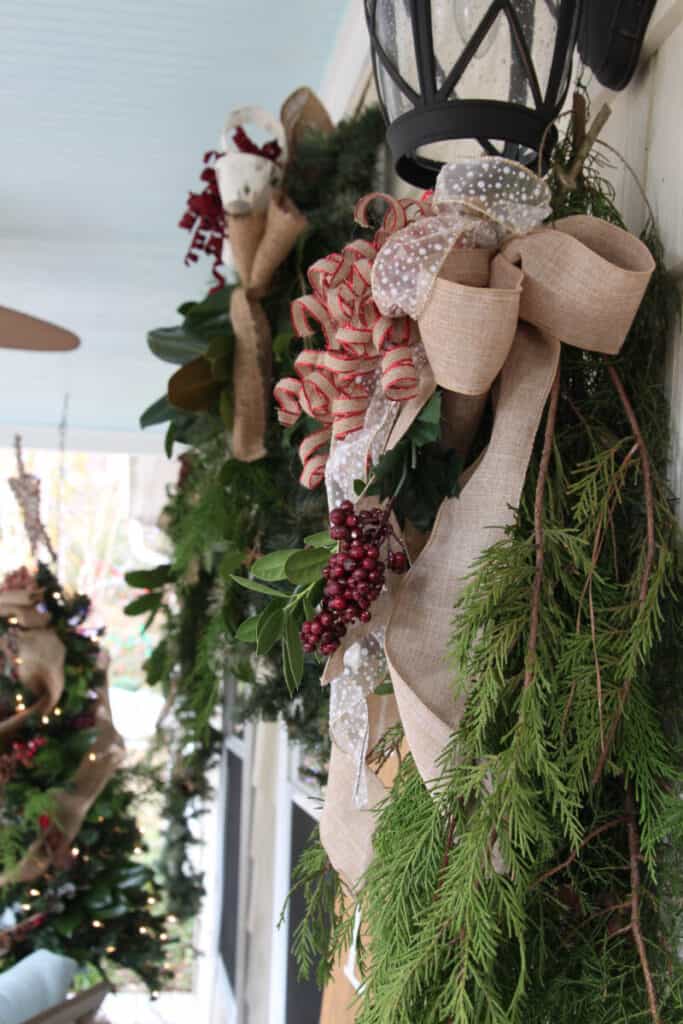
[319,214,655,887]
[226,86,333,462]
[228,192,308,462]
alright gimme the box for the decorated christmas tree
[0,448,171,993]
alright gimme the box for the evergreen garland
[290,133,683,1021]
[128,108,387,922]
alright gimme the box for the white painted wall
[588,2,683,524]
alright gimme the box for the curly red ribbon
[274,194,428,488]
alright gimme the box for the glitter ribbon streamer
[328,630,386,809]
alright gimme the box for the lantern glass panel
[370,0,578,174]
[374,0,417,119]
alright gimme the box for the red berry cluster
[11,736,47,768]
[300,500,408,656]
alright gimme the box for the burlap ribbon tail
[228,193,307,461]
[320,214,654,888]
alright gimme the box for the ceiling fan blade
[0,306,79,351]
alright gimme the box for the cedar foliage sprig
[292,131,683,1020]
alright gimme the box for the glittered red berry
[389,551,408,573]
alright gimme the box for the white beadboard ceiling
[0,0,351,450]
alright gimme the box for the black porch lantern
[365,0,581,188]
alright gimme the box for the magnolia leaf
[303,591,316,622]
[123,592,163,617]
[282,612,304,693]
[182,412,223,447]
[303,530,336,549]
[205,334,234,383]
[147,325,208,365]
[164,421,177,457]
[235,614,260,643]
[124,565,171,590]
[252,549,300,581]
[256,601,285,656]
[374,681,394,695]
[285,547,330,586]
[219,389,233,429]
[168,357,222,412]
[178,285,232,323]
[230,575,287,598]
[140,395,180,429]
[418,391,442,425]
[220,548,246,579]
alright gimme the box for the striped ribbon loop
[275,194,429,487]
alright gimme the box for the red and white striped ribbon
[275,193,430,487]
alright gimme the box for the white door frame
[268,721,323,1024]
[206,710,254,1024]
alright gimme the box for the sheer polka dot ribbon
[372,157,553,320]
[273,194,428,488]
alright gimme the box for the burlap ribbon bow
[0,588,63,739]
[227,193,308,461]
[319,189,654,887]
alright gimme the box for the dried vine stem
[524,367,561,689]
[592,363,656,785]
[531,815,630,888]
[436,814,457,895]
[625,788,661,1024]
[556,101,612,194]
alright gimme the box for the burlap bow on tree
[318,199,654,888]
[0,608,124,886]
[0,588,64,740]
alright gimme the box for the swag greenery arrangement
[278,120,683,1023]
[127,105,387,921]
[0,565,169,993]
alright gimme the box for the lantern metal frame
[365,0,582,187]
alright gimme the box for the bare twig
[625,788,661,1023]
[592,364,656,785]
[532,815,629,888]
[556,103,612,194]
[524,368,560,689]
[588,583,605,749]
